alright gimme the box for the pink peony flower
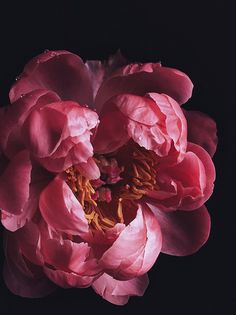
[0,50,217,305]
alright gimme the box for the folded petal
[149,205,211,256]
[99,204,162,280]
[95,62,193,112]
[0,150,32,214]
[92,273,149,305]
[10,50,93,106]
[39,177,89,236]
[183,109,218,157]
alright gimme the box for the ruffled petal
[184,109,218,157]
[92,273,149,305]
[39,177,89,236]
[99,204,161,280]
[149,204,211,256]
[0,150,32,214]
[95,62,193,112]
[9,50,93,106]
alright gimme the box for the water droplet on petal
[138,136,142,140]
[20,93,25,98]
[44,49,49,53]
[15,75,21,81]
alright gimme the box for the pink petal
[149,204,211,256]
[41,238,100,276]
[22,105,66,158]
[99,204,162,280]
[0,90,60,158]
[92,273,149,305]
[43,267,96,288]
[9,50,93,106]
[3,232,55,298]
[75,157,100,180]
[93,103,130,154]
[95,62,193,112]
[183,109,218,157]
[0,150,32,214]
[39,177,89,236]
[147,142,216,211]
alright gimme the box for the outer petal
[92,273,149,305]
[3,232,55,298]
[183,109,218,157]
[0,150,31,214]
[95,62,193,112]
[149,204,211,256]
[99,204,162,280]
[0,90,60,158]
[39,177,89,236]
[10,50,93,106]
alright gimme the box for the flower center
[65,144,158,231]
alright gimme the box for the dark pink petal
[95,62,193,112]
[86,50,127,99]
[93,104,130,154]
[100,204,162,280]
[0,150,31,214]
[4,232,55,298]
[39,177,89,236]
[0,90,60,158]
[183,109,218,157]
[10,50,93,106]
[149,204,211,256]
[92,273,149,305]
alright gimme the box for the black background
[0,1,235,314]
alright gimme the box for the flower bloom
[0,50,217,305]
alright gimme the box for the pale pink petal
[183,109,218,157]
[0,150,32,214]
[99,204,162,280]
[95,62,193,112]
[39,177,89,236]
[92,273,149,305]
[10,50,93,106]
[149,204,211,256]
